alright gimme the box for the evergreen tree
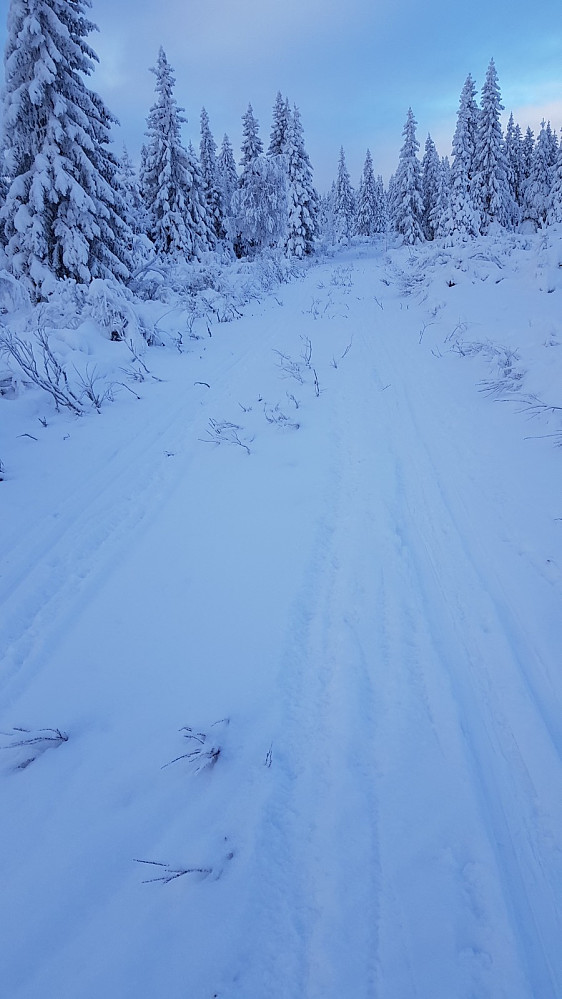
[392,108,424,244]
[233,106,286,256]
[547,142,562,224]
[268,92,291,157]
[200,107,226,240]
[523,120,557,227]
[0,172,7,247]
[216,133,238,218]
[421,134,441,239]
[332,147,354,242]
[317,185,336,244]
[117,146,148,237]
[545,121,559,168]
[231,155,287,257]
[284,104,318,257]
[240,104,263,173]
[0,0,131,298]
[142,48,213,259]
[354,149,378,236]
[504,113,524,219]
[373,175,388,233]
[448,73,480,238]
[186,140,215,251]
[473,59,510,230]
[138,142,150,202]
[521,126,535,182]
[431,156,452,239]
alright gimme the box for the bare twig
[300,335,312,368]
[199,419,253,455]
[312,367,320,397]
[134,859,213,884]
[161,720,228,773]
[0,328,84,414]
[273,349,304,384]
[1,726,68,770]
[340,335,354,360]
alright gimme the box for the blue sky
[1,0,561,189]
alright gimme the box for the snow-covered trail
[1,246,562,999]
[224,256,562,999]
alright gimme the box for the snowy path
[1,246,562,998]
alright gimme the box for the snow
[1,232,562,998]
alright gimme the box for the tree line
[1,0,561,303]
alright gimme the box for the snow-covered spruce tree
[240,104,263,170]
[430,155,452,238]
[216,133,238,224]
[200,107,226,241]
[522,120,558,228]
[373,175,387,234]
[0,0,131,299]
[354,149,378,236]
[521,126,535,190]
[284,104,318,257]
[392,108,424,244]
[447,73,480,239]
[116,146,148,237]
[142,48,214,259]
[317,185,335,244]
[504,113,524,220]
[332,147,354,242]
[268,91,291,157]
[186,139,215,250]
[473,59,511,231]
[545,121,559,166]
[0,171,7,247]
[547,142,562,224]
[232,106,287,256]
[421,134,441,240]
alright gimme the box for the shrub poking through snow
[161,720,229,773]
[1,726,68,770]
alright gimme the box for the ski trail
[226,361,383,999]
[226,254,562,998]
[358,303,562,998]
[2,248,562,999]
[0,324,280,702]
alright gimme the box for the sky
[1,0,561,190]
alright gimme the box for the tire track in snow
[0,330,277,702]
[393,451,562,999]
[227,383,382,999]
[360,307,562,998]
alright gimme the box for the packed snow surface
[1,237,562,998]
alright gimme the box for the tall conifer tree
[333,147,354,242]
[268,92,291,157]
[504,112,524,220]
[232,106,286,256]
[547,142,562,224]
[284,104,318,256]
[392,108,424,243]
[473,59,510,230]
[523,120,557,226]
[354,149,378,237]
[116,146,148,238]
[216,133,238,220]
[142,48,213,259]
[0,0,131,298]
[421,134,441,239]
[240,105,263,173]
[200,107,225,241]
[448,73,479,238]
